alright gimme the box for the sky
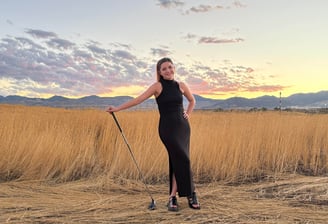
[0,0,327,99]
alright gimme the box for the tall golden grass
[0,104,327,183]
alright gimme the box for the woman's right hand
[106,105,119,114]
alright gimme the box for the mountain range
[0,91,327,110]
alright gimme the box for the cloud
[183,33,197,41]
[187,4,223,14]
[157,1,245,14]
[183,33,244,44]
[150,47,172,57]
[0,28,283,98]
[15,37,46,50]
[113,50,136,61]
[157,0,184,9]
[233,1,247,8]
[199,37,244,44]
[175,62,285,96]
[86,43,108,55]
[0,32,149,97]
[47,38,75,50]
[230,66,254,74]
[6,20,13,25]
[25,29,57,39]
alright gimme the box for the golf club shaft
[111,112,155,202]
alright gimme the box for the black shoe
[167,196,178,211]
[188,192,200,209]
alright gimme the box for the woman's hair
[156,57,173,81]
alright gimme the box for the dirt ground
[1,174,328,224]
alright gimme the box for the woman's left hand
[183,111,189,120]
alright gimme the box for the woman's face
[160,61,175,80]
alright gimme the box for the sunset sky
[1,0,327,99]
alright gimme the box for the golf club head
[148,199,156,210]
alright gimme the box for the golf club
[110,112,156,210]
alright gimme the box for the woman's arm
[179,82,196,119]
[106,82,160,113]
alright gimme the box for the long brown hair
[156,57,173,81]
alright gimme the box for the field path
[1,175,327,223]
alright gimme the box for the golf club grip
[111,112,123,133]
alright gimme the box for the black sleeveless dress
[156,78,195,197]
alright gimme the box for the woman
[106,57,200,211]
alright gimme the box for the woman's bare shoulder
[177,80,186,86]
[151,81,162,97]
[177,81,187,93]
[150,81,161,89]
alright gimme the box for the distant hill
[0,91,327,110]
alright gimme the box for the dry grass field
[1,104,328,223]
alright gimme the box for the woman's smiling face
[160,61,175,80]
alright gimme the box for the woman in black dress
[106,57,200,211]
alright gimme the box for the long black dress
[156,78,195,197]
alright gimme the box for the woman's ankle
[167,195,178,211]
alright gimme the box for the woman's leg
[167,173,178,211]
[170,174,178,197]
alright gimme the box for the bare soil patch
[1,175,328,223]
